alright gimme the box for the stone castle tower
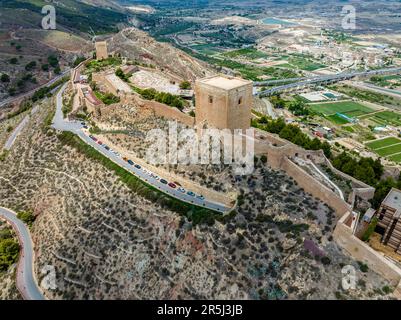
[95,41,108,60]
[195,75,253,131]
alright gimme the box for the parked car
[97,141,103,145]
[81,122,86,126]
[187,191,195,197]
[127,160,134,165]
[83,126,89,129]
[104,146,110,150]
[135,164,141,169]
[168,183,177,189]
[160,179,168,184]
[89,135,95,140]
[196,195,205,200]
[178,187,186,193]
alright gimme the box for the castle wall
[334,211,401,290]
[134,96,195,127]
[281,157,351,217]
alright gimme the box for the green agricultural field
[343,126,355,133]
[278,57,326,71]
[389,153,401,163]
[223,48,269,60]
[370,111,401,127]
[326,114,349,125]
[189,44,222,55]
[366,137,401,163]
[366,137,401,150]
[376,144,401,157]
[309,101,374,116]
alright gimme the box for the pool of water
[261,17,296,26]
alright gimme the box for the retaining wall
[334,211,401,294]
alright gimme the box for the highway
[352,81,401,98]
[53,84,232,213]
[254,66,401,96]
[0,207,45,300]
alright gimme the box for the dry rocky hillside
[108,28,215,81]
[0,95,397,300]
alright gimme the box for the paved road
[0,207,45,300]
[356,82,401,98]
[4,106,39,150]
[0,70,70,108]
[53,84,232,213]
[255,66,401,96]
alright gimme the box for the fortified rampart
[281,157,351,216]
[334,211,401,298]
[69,61,401,295]
[134,96,195,127]
[257,130,401,296]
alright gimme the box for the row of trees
[115,68,130,82]
[136,88,185,111]
[287,100,310,116]
[252,117,331,157]
[253,114,392,206]
[331,152,383,187]
[94,91,120,105]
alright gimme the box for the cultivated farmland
[366,137,401,162]
[309,101,375,117]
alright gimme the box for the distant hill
[0,0,133,101]
[1,0,130,34]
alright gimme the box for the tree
[25,61,37,71]
[115,68,129,82]
[0,239,19,272]
[8,87,16,96]
[48,55,59,68]
[9,57,18,64]
[179,81,191,90]
[1,74,10,83]
[270,95,286,109]
[288,100,309,116]
[371,177,401,209]
[73,56,86,67]
[17,211,35,226]
[265,117,286,134]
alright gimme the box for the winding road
[0,70,70,109]
[4,106,39,150]
[53,84,232,213]
[0,207,44,300]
